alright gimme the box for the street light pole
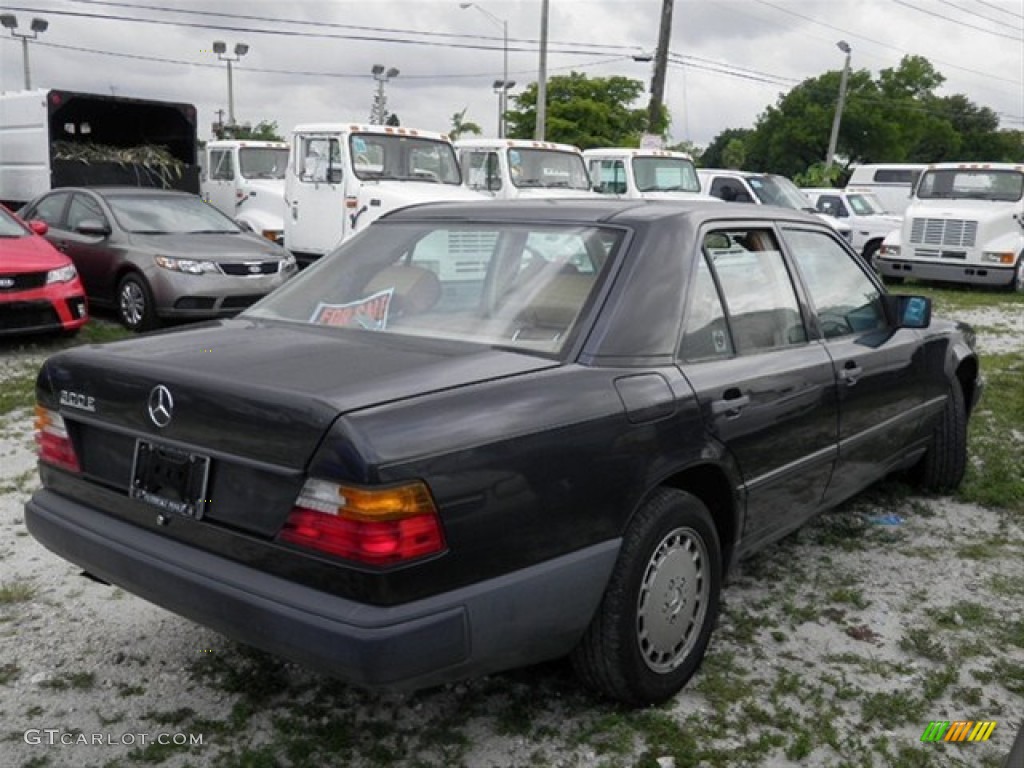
[460,3,509,137]
[535,0,549,140]
[371,64,400,124]
[212,41,249,125]
[0,15,49,90]
[825,40,852,171]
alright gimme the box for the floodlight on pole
[371,64,400,124]
[825,40,852,171]
[460,2,510,137]
[1,14,49,89]
[213,39,248,125]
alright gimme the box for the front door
[203,148,237,219]
[285,134,347,257]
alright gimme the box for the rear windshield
[246,221,624,356]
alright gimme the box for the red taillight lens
[277,479,445,565]
[34,405,81,473]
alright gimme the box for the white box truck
[584,147,714,200]
[877,162,1024,291]
[456,138,596,199]
[202,139,288,244]
[0,88,199,210]
[844,163,926,215]
[285,123,485,266]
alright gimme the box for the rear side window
[28,192,71,228]
[782,228,886,339]
[683,228,807,358]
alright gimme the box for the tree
[386,113,401,127]
[505,72,649,148]
[699,128,752,169]
[216,120,284,141]
[449,108,482,141]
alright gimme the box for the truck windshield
[916,169,1024,202]
[245,220,623,357]
[350,134,462,185]
[633,157,700,192]
[847,193,887,215]
[510,149,591,190]
[239,148,288,180]
[748,175,814,210]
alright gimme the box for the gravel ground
[1,305,1022,768]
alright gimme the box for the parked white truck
[802,186,902,265]
[584,147,711,200]
[877,162,1024,291]
[202,140,288,244]
[285,124,485,266]
[456,138,595,199]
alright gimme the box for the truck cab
[698,168,855,243]
[878,162,1024,291]
[584,147,713,200]
[456,139,595,199]
[285,124,485,266]
[202,140,289,244]
[802,186,902,265]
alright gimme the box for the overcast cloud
[1,0,1021,149]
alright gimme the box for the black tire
[881,274,905,285]
[117,273,158,332]
[911,381,967,492]
[570,488,722,705]
[862,241,881,271]
[1010,256,1024,293]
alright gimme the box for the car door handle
[711,388,750,418]
[840,361,863,386]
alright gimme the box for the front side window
[210,150,234,181]
[350,134,461,184]
[299,137,341,183]
[245,222,623,357]
[463,151,502,191]
[698,228,807,354]
[67,194,107,231]
[591,159,627,194]
[782,228,886,339]
[0,206,29,237]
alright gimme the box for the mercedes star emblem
[147,385,174,428]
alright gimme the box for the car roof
[379,198,825,228]
[41,187,199,199]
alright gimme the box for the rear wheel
[862,241,881,270]
[118,273,158,332]
[570,488,721,705]
[910,381,967,492]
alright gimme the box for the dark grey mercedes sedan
[25,199,981,705]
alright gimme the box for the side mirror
[887,295,931,329]
[76,219,111,237]
[29,219,49,236]
[327,168,343,184]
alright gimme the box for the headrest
[366,265,442,315]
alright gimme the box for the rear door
[679,225,837,551]
[780,226,926,504]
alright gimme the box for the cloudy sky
[1,0,1021,148]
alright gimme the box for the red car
[0,206,88,336]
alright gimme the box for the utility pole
[646,0,674,135]
[535,0,549,140]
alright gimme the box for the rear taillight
[34,405,81,473]
[277,479,445,566]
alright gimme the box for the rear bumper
[25,488,618,691]
[877,257,1014,287]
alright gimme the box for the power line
[969,0,1024,21]
[934,0,1024,28]
[889,0,1023,40]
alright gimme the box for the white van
[845,163,926,215]
[698,169,854,242]
[584,148,714,200]
[456,138,595,199]
[878,162,1024,291]
[802,187,902,264]
[202,140,288,244]
[285,124,486,265]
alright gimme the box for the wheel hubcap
[120,282,144,326]
[637,526,709,673]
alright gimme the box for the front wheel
[118,273,158,332]
[570,488,722,705]
[910,381,967,492]
[1011,257,1024,293]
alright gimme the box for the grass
[0,580,36,604]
